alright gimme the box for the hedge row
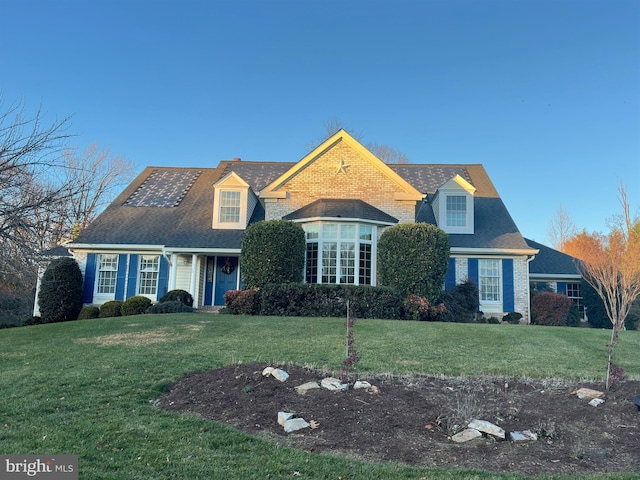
[225,284,406,319]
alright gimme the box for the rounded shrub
[159,289,194,307]
[241,220,306,288]
[99,300,123,318]
[147,301,193,314]
[37,257,84,324]
[77,306,100,320]
[377,223,450,302]
[121,296,152,316]
[531,292,575,326]
[503,312,523,324]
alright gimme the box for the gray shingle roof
[72,160,533,254]
[283,199,398,223]
[526,238,581,276]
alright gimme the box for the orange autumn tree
[561,185,640,389]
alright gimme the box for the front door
[214,256,238,306]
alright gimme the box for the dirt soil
[156,362,640,477]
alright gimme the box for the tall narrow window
[219,191,241,223]
[446,195,467,227]
[566,282,583,317]
[96,254,118,294]
[138,255,159,296]
[479,259,501,302]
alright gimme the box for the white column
[190,254,199,308]
[169,254,178,291]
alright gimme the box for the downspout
[526,254,536,324]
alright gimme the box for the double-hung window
[219,191,241,223]
[446,195,467,227]
[96,254,118,295]
[138,255,159,296]
[479,259,501,303]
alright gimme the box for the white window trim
[94,253,118,300]
[303,221,377,286]
[478,258,502,309]
[137,255,160,299]
[213,187,250,229]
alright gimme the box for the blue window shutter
[445,258,456,290]
[126,254,139,298]
[468,258,479,286]
[502,259,514,312]
[83,253,97,303]
[158,256,169,298]
[557,282,567,295]
[115,254,127,301]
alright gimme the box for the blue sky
[2,0,638,244]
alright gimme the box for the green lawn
[1,314,639,479]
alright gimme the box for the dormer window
[432,174,476,234]
[212,171,257,229]
[446,195,467,227]
[219,191,241,223]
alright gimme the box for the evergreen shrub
[121,296,152,316]
[241,220,306,288]
[159,289,194,307]
[377,223,450,303]
[259,284,404,319]
[77,306,100,320]
[503,312,523,324]
[147,301,193,314]
[37,257,84,323]
[438,280,479,322]
[99,300,123,318]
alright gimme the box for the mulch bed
[156,362,640,476]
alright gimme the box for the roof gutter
[450,247,540,256]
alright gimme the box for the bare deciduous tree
[308,118,409,163]
[561,183,640,389]
[547,204,577,249]
[61,142,136,241]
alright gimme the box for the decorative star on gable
[336,159,350,174]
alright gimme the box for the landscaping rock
[295,381,320,395]
[262,367,274,377]
[284,417,311,433]
[572,387,604,400]
[468,419,506,440]
[589,398,605,407]
[354,380,372,390]
[271,368,289,382]
[510,430,538,443]
[321,377,349,391]
[451,428,483,443]
[278,411,295,427]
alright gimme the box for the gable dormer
[432,174,476,234]
[212,171,258,229]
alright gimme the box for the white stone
[510,430,538,443]
[277,411,295,427]
[262,367,274,377]
[589,398,605,407]
[451,428,482,443]
[271,368,289,382]
[573,387,604,400]
[284,418,310,433]
[295,381,320,395]
[321,377,349,391]
[468,419,506,439]
[353,381,372,390]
